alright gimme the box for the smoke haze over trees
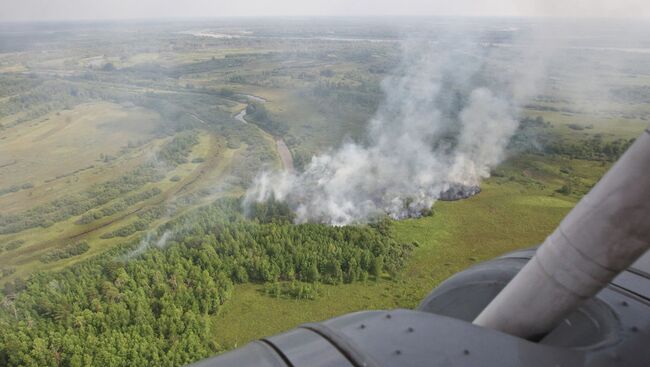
[246,33,543,225]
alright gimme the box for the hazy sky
[1,0,649,21]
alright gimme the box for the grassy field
[0,126,241,283]
[527,108,648,141]
[0,102,162,211]
[209,153,607,350]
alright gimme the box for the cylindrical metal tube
[473,129,650,339]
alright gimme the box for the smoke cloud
[246,31,543,225]
[122,230,172,260]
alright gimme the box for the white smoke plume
[246,31,543,225]
[122,230,172,260]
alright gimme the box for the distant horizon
[2,0,649,23]
[1,14,649,25]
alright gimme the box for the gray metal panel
[474,131,650,339]
[418,257,526,321]
[416,253,650,365]
[583,286,650,367]
[320,310,584,367]
[187,341,287,367]
[630,250,650,276]
[613,270,650,300]
[498,248,536,260]
[265,328,355,367]
[418,253,648,354]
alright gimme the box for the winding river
[234,95,294,173]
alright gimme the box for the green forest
[0,198,413,366]
[0,16,648,367]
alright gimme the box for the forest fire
[438,184,481,201]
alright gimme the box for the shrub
[39,242,90,263]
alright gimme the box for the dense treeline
[0,75,43,100]
[0,132,196,235]
[508,116,635,162]
[0,79,110,125]
[76,188,162,225]
[100,207,166,239]
[0,239,24,252]
[156,131,199,166]
[0,165,164,235]
[544,135,635,162]
[40,242,90,264]
[263,280,322,300]
[168,57,247,78]
[245,103,289,136]
[0,198,413,366]
[0,182,33,197]
[312,80,381,112]
[506,115,551,153]
[611,85,650,105]
[0,74,222,133]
